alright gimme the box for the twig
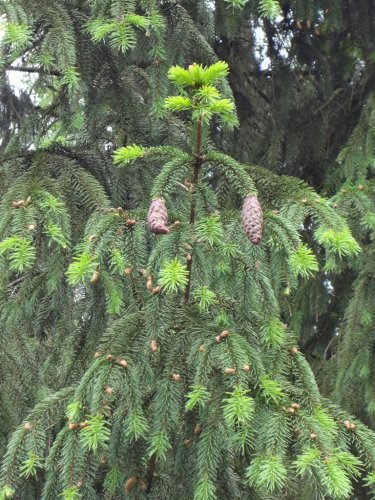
[7,65,61,77]
[144,454,157,493]
[184,119,202,304]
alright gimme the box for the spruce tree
[1,1,375,499]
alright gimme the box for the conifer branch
[7,66,62,77]
[184,119,203,304]
[7,277,24,289]
[144,454,157,493]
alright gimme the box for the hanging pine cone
[147,198,170,234]
[241,195,263,245]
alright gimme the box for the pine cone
[241,195,263,245]
[148,198,170,234]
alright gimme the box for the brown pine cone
[241,195,263,245]
[148,198,170,234]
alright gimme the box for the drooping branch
[6,66,61,77]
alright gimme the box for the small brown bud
[80,421,88,429]
[350,422,356,430]
[68,422,78,431]
[124,267,133,276]
[183,438,191,446]
[343,420,351,429]
[333,203,338,208]
[301,198,308,204]
[150,339,158,352]
[242,364,250,373]
[291,403,300,410]
[289,347,299,356]
[215,335,222,343]
[186,253,192,261]
[199,345,205,352]
[94,351,101,358]
[24,422,32,431]
[90,270,100,284]
[194,424,202,436]
[106,354,114,362]
[220,330,229,338]
[105,386,113,395]
[12,199,25,208]
[77,481,83,488]
[310,432,317,440]
[224,368,236,375]
[119,359,127,368]
[138,479,147,491]
[172,373,181,382]
[173,221,182,227]
[146,278,153,291]
[287,407,296,415]
[296,19,302,29]
[152,286,161,295]
[28,224,35,231]
[88,234,96,242]
[358,184,364,190]
[100,456,106,464]
[125,476,138,494]
[126,219,136,226]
